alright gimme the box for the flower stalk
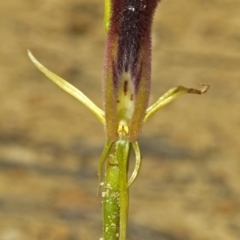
[28,0,209,239]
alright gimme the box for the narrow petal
[144,84,210,122]
[28,50,105,124]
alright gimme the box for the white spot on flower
[128,6,135,12]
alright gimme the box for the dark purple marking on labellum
[123,80,128,95]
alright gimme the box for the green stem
[103,144,120,240]
[116,140,130,240]
[102,139,130,240]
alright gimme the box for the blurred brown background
[0,0,240,239]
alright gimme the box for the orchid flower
[28,0,208,239]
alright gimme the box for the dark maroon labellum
[103,0,160,141]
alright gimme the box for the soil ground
[0,0,240,240]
